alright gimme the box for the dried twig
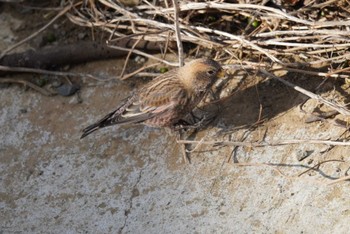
[120,63,160,80]
[177,139,350,148]
[297,159,344,177]
[107,43,178,67]
[0,65,111,81]
[176,130,191,164]
[259,69,350,116]
[172,0,184,67]
[119,37,143,78]
[224,63,350,116]
[0,64,160,81]
[0,78,54,96]
[327,175,350,185]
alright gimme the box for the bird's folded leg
[172,117,207,131]
[172,120,195,131]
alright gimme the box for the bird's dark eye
[207,70,215,75]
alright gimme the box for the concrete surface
[1,5,350,234]
[1,74,350,233]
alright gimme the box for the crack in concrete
[119,168,143,234]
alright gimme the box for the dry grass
[64,0,350,116]
[66,0,350,71]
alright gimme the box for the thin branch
[256,29,350,38]
[193,26,282,64]
[0,65,112,81]
[282,67,350,79]
[297,159,344,177]
[106,43,178,66]
[327,175,350,185]
[259,69,350,116]
[224,63,350,79]
[0,78,54,96]
[119,37,143,78]
[0,64,160,81]
[172,0,184,67]
[177,139,350,147]
[120,63,160,80]
[224,63,350,115]
[159,2,312,25]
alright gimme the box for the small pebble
[134,56,146,64]
[56,84,80,96]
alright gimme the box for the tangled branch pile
[66,0,350,74]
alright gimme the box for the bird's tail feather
[80,112,115,139]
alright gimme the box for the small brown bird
[81,58,224,138]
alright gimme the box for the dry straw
[65,0,350,117]
[66,0,350,69]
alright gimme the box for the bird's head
[179,58,225,93]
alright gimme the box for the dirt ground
[1,3,350,233]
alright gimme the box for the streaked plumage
[81,58,224,138]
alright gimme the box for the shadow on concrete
[198,71,344,132]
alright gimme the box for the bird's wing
[81,70,187,138]
[119,72,188,123]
